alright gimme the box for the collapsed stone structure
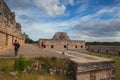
[86,45,120,55]
[39,32,85,49]
[0,0,25,49]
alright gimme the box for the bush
[14,56,27,72]
[51,57,57,62]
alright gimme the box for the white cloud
[67,0,74,6]
[21,18,82,40]
[76,4,120,22]
[60,0,74,6]
[76,4,88,14]
[4,0,32,9]
[117,13,120,18]
[68,4,120,41]
[21,3,120,41]
[4,0,120,41]
[32,0,66,16]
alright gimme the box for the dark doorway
[64,45,66,48]
[75,45,77,48]
[98,49,99,53]
[106,50,108,53]
[44,45,46,48]
[118,52,120,55]
[51,45,54,48]
[81,45,83,48]
[91,49,93,51]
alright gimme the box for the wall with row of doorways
[0,32,24,49]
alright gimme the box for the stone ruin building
[39,32,85,49]
[86,45,120,56]
[0,0,25,49]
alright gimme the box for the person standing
[13,40,20,57]
[41,41,44,49]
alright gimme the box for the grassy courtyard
[82,51,120,80]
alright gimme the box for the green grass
[0,72,66,80]
[0,57,69,80]
[17,73,66,80]
[0,58,14,72]
[81,51,120,80]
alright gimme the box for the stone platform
[52,49,115,80]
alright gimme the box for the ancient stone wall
[39,32,85,49]
[39,40,85,49]
[0,0,25,49]
[86,45,120,55]
[0,32,6,48]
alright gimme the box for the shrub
[14,56,27,72]
[51,57,57,62]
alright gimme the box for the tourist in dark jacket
[13,40,20,57]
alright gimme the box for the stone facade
[86,45,120,55]
[39,32,85,49]
[0,0,25,49]
[69,55,115,80]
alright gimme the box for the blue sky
[4,0,120,42]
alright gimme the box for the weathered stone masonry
[69,55,115,80]
[0,0,25,49]
[39,32,85,49]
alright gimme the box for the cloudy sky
[4,0,120,42]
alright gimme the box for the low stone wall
[86,45,120,55]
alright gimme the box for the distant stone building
[86,45,120,56]
[0,0,25,49]
[39,32,85,49]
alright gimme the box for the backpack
[14,43,20,49]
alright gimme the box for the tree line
[86,42,120,46]
[24,33,38,43]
